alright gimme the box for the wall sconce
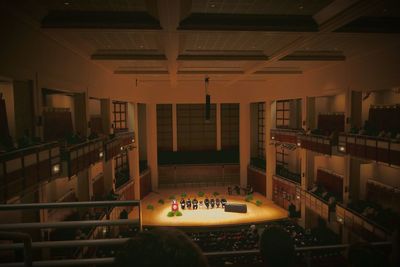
[337,216,344,224]
[99,151,104,158]
[52,164,61,175]
[271,136,275,140]
[297,141,301,147]
[120,146,124,151]
[339,146,345,152]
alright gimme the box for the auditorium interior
[0,0,400,266]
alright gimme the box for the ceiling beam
[177,55,268,61]
[179,14,318,32]
[223,0,382,88]
[335,17,400,33]
[157,0,185,89]
[114,70,168,74]
[41,11,161,29]
[280,53,345,61]
[91,54,167,60]
[177,70,243,75]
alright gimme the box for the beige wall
[314,155,346,179]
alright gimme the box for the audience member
[260,226,294,267]
[114,228,209,267]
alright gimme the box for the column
[100,98,112,134]
[343,155,351,204]
[344,89,352,132]
[131,103,141,199]
[239,102,250,187]
[103,159,115,194]
[172,103,177,151]
[76,169,90,201]
[147,103,158,191]
[216,103,221,151]
[265,100,275,200]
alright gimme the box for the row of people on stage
[179,198,227,210]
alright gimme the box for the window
[157,104,173,151]
[221,104,239,150]
[258,102,265,160]
[112,101,127,132]
[276,147,288,168]
[114,152,130,189]
[276,100,290,128]
[177,104,216,151]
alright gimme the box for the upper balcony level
[0,142,61,202]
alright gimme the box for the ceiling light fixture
[64,1,70,6]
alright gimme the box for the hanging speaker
[205,94,210,121]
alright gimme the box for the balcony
[104,132,135,161]
[297,133,337,155]
[338,133,400,166]
[336,203,391,241]
[61,138,104,177]
[0,142,61,202]
[270,128,300,145]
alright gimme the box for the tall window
[157,104,173,151]
[258,102,265,159]
[276,100,290,128]
[113,101,127,132]
[114,152,130,189]
[177,104,216,151]
[221,104,239,150]
[276,147,288,168]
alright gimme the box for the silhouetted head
[114,227,208,267]
[260,226,294,267]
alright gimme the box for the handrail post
[0,231,32,267]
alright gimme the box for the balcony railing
[338,133,400,166]
[298,133,337,155]
[0,142,61,203]
[0,227,390,267]
[104,132,135,161]
[0,200,141,267]
[336,203,392,241]
[270,128,300,144]
[61,138,104,177]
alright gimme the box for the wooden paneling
[140,170,152,199]
[316,169,343,198]
[158,164,239,188]
[247,166,266,196]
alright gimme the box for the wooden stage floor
[140,187,288,227]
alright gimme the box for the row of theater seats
[368,105,400,135]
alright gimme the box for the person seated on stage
[193,198,198,210]
[180,198,186,210]
[227,186,232,195]
[114,228,209,267]
[234,185,241,195]
[186,198,192,209]
[215,198,220,208]
[260,226,294,267]
[204,198,210,209]
[210,198,215,208]
[221,198,227,208]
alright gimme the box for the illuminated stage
[140,187,288,227]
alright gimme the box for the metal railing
[0,239,391,267]
[0,200,141,267]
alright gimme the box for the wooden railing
[272,175,300,210]
[62,138,104,177]
[0,142,61,203]
[104,132,135,161]
[336,203,391,241]
[270,128,300,144]
[298,133,337,155]
[338,133,400,166]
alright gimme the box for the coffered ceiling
[4,0,400,86]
